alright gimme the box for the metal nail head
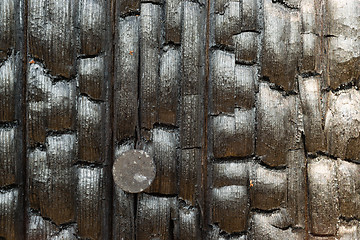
[112,150,156,193]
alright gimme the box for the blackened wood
[158,48,180,126]
[77,96,106,163]
[140,3,161,132]
[28,0,77,78]
[78,57,106,101]
[250,164,287,211]
[114,16,139,142]
[136,194,177,240]
[28,135,77,225]
[324,90,360,162]
[308,157,338,235]
[76,166,109,239]
[179,148,201,205]
[261,0,301,91]
[145,128,178,194]
[79,0,107,56]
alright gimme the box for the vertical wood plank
[114,16,139,142]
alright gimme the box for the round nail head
[112,150,156,193]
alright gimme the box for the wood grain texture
[2,0,360,238]
[28,135,77,225]
[165,0,181,44]
[256,83,300,166]
[212,109,255,158]
[324,0,360,89]
[78,57,106,101]
[159,48,180,125]
[136,194,177,240]
[114,16,139,142]
[179,148,201,205]
[0,189,21,240]
[112,142,135,240]
[262,0,301,91]
[139,3,161,132]
[298,76,325,153]
[181,1,205,96]
[210,50,236,114]
[250,164,287,211]
[211,162,249,233]
[145,128,179,194]
[76,166,109,239]
[178,205,200,239]
[0,0,15,56]
[0,53,17,122]
[77,96,106,163]
[325,90,360,162]
[0,127,17,186]
[79,0,108,56]
[308,157,339,235]
[28,0,77,78]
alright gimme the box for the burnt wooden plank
[27,213,58,239]
[179,148,201,205]
[211,162,249,233]
[0,127,18,186]
[77,96,106,163]
[0,0,16,57]
[298,76,325,153]
[337,222,360,240]
[212,109,255,158]
[136,194,176,240]
[214,0,230,14]
[27,213,79,240]
[76,166,109,239]
[241,0,259,31]
[182,1,205,96]
[158,48,180,125]
[250,165,287,211]
[234,32,259,65]
[256,83,299,166]
[28,0,77,78]
[114,16,139,142]
[178,205,200,239]
[210,50,235,114]
[212,162,248,188]
[300,0,321,73]
[165,0,181,44]
[113,186,135,240]
[324,0,360,89]
[28,134,77,225]
[118,0,140,15]
[324,90,360,162]
[211,186,249,233]
[337,160,360,219]
[262,0,301,91]
[250,210,304,239]
[0,189,21,240]
[0,53,17,122]
[146,128,178,194]
[27,63,76,145]
[214,2,241,46]
[78,57,106,101]
[140,3,161,132]
[79,0,108,56]
[308,157,339,235]
[47,80,77,132]
[235,65,257,109]
[287,149,306,228]
[181,95,203,148]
